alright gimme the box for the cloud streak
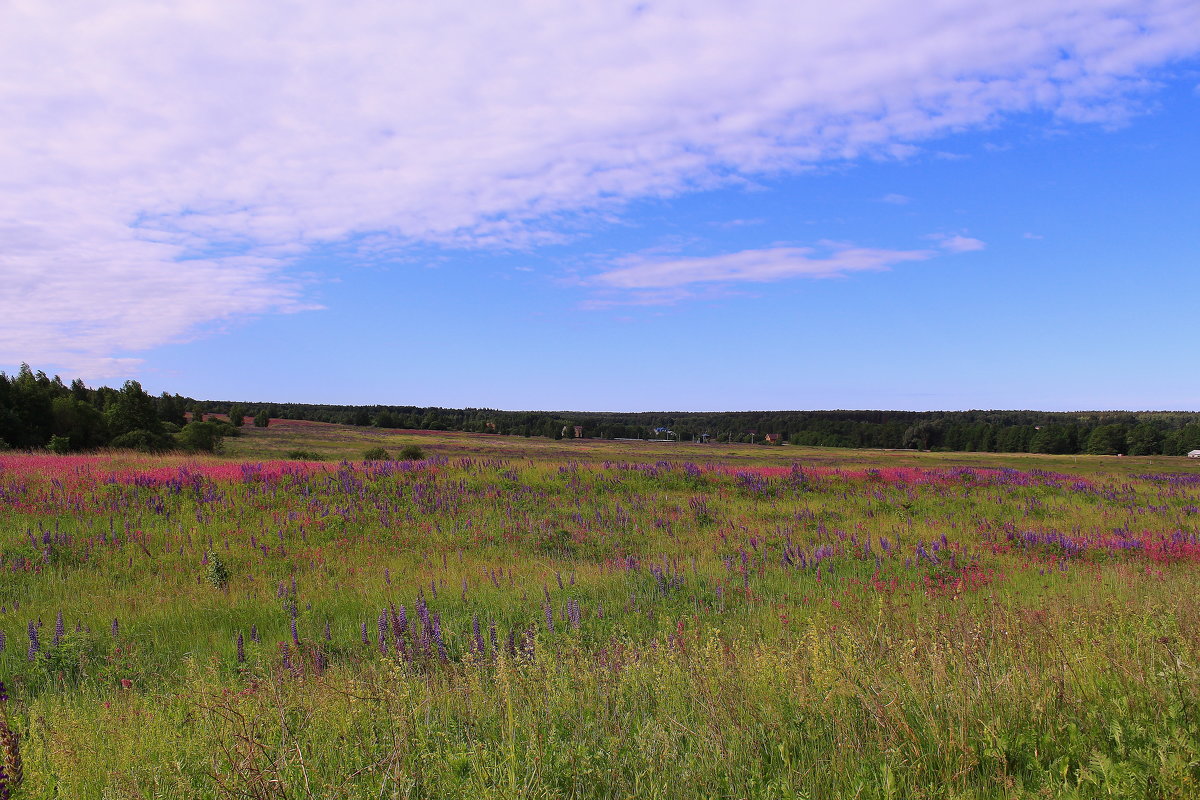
[1,1,1197,374]
[592,242,940,292]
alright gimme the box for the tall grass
[0,434,1198,797]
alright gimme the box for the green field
[1,422,1199,798]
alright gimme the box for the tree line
[236,401,1200,456]
[0,364,258,453]
[5,365,1200,456]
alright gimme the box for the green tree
[253,409,269,427]
[157,393,187,426]
[1126,423,1163,456]
[1031,425,1078,455]
[1086,425,1127,455]
[106,381,161,438]
[228,405,246,427]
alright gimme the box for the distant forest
[4,364,1200,456]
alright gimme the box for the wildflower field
[1,423,1199,799]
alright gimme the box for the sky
[2,0,1199,412]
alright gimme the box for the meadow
[1,421,1199,799]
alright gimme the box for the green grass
[0,424,1198,798]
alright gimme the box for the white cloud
[926,233,988,253]
[881,194,912,205]
[1,1,1198,373]
[592,242,936,291]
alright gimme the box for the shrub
[398,444,425,460]
[176,421,223,453]
[47,434,71,454]
[362,446,391,461]
[109,429,172,452]
[285,449,326,461]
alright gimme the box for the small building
[1189,450,1200,458]
[764,433,782,444]
[574,426,583,439]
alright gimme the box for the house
[764,433,782,444]
[1189,450,1200,458]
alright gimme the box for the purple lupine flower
[111,618,119,638]
[384,568,391,585]
[378,610,389,655]
[280,642,292,672]
[416,594,431,632]
[489,618,498,656]
[236,632,245,664]
[314,648,328,674]
[472,614,485,656]
[323,619,331,642]
[0,680,7,702]
[27,620,39,660]
[0,631,5,654]
[544,604,555,633]
[291,617,300,646]
[53,610,64,646]
[568,599,581,631]
[360,621,369,646]
[432,613,447,660]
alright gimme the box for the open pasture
[1,426,1199,798]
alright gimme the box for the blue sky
[3,2,1199,411]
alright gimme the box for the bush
[285,449,326,461]
[362,446,391,461]
[109,429,172,453]
[47,434,71,454]
[176,421,224,453]
[398,444,425,460]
